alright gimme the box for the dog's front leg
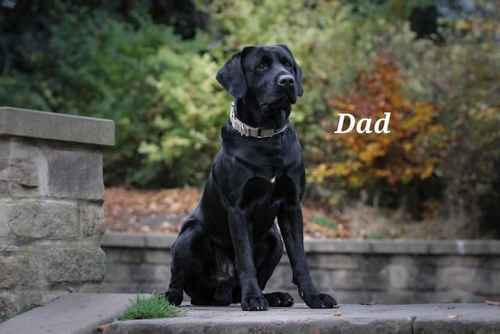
[227,206,268,311]
[278,205,337,308]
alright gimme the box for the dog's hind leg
[165,230,191,306]
[165,218,211,306]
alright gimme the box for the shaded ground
[104,187,349,239]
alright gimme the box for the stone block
[0,199,79,240]
[79,203,105,237]
[0,290,43,321]
[307,254,360,270]
[331,290,372,304]
[129,264,169,284]
[0,238,20,255]
[370,290,416,304]
[36,244,105,283]
[98,283,140,293]
[0,252,46,290]
[325,269,387,291]
[0,255,19,289]
[144,249,171,264]
[412,264,437,291]
[43,146,104,200]
[485,257,500,269]
[0,140,43,197]
[103,263,132,283]
[435,255,481,268]
[0,202,10,237]
[0,180,10,195]
[385,264,412,290]
[310,269,335,289]
[4,140,40,187]
[480,270,500,295]
[117,248,146,264]
[102,248,122,263]
[436,266,481,291]
[0,292,18,321]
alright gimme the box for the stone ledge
[102,303,500,334]
[102,233,177,249]
[101,232,500,255]
[0,107,115,146]
[0,293,137,334]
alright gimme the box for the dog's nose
[277,74,295,88]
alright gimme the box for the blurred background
[1,0,499,240]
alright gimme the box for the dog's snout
[277,74,295,88]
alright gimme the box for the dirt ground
[104,187,349,239]
[104,187,468,240]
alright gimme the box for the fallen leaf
[485,300,500,306]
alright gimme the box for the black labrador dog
[165,44,336,311]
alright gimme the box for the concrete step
[103,302,500,334]
[1,293,500,334]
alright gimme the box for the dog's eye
[283,59,293,68]
[256,62,269,71]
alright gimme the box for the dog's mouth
[260,96,294,114]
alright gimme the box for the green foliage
[120,294,181,320]
[2,0,499,235]
[1,4,226,186]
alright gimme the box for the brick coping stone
[103,232,500,255]
[0,107,115,146]
[2,293,499,334]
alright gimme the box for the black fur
[165,45,336,311]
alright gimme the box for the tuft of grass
[312,215,337,229]
[119,294,182,320]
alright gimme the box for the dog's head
[217,44,303,115]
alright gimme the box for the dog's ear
[277,44,304,97]
[216,47,254,99]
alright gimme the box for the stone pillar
[0,107,114,320]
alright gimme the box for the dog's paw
[303,293,337,309]
[241,295,269,311]
[264,292,294,307]
[165,289,183,306]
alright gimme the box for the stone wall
[0,107,114,320]
[100,233,500,304]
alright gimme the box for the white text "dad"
[334,112,391,134]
